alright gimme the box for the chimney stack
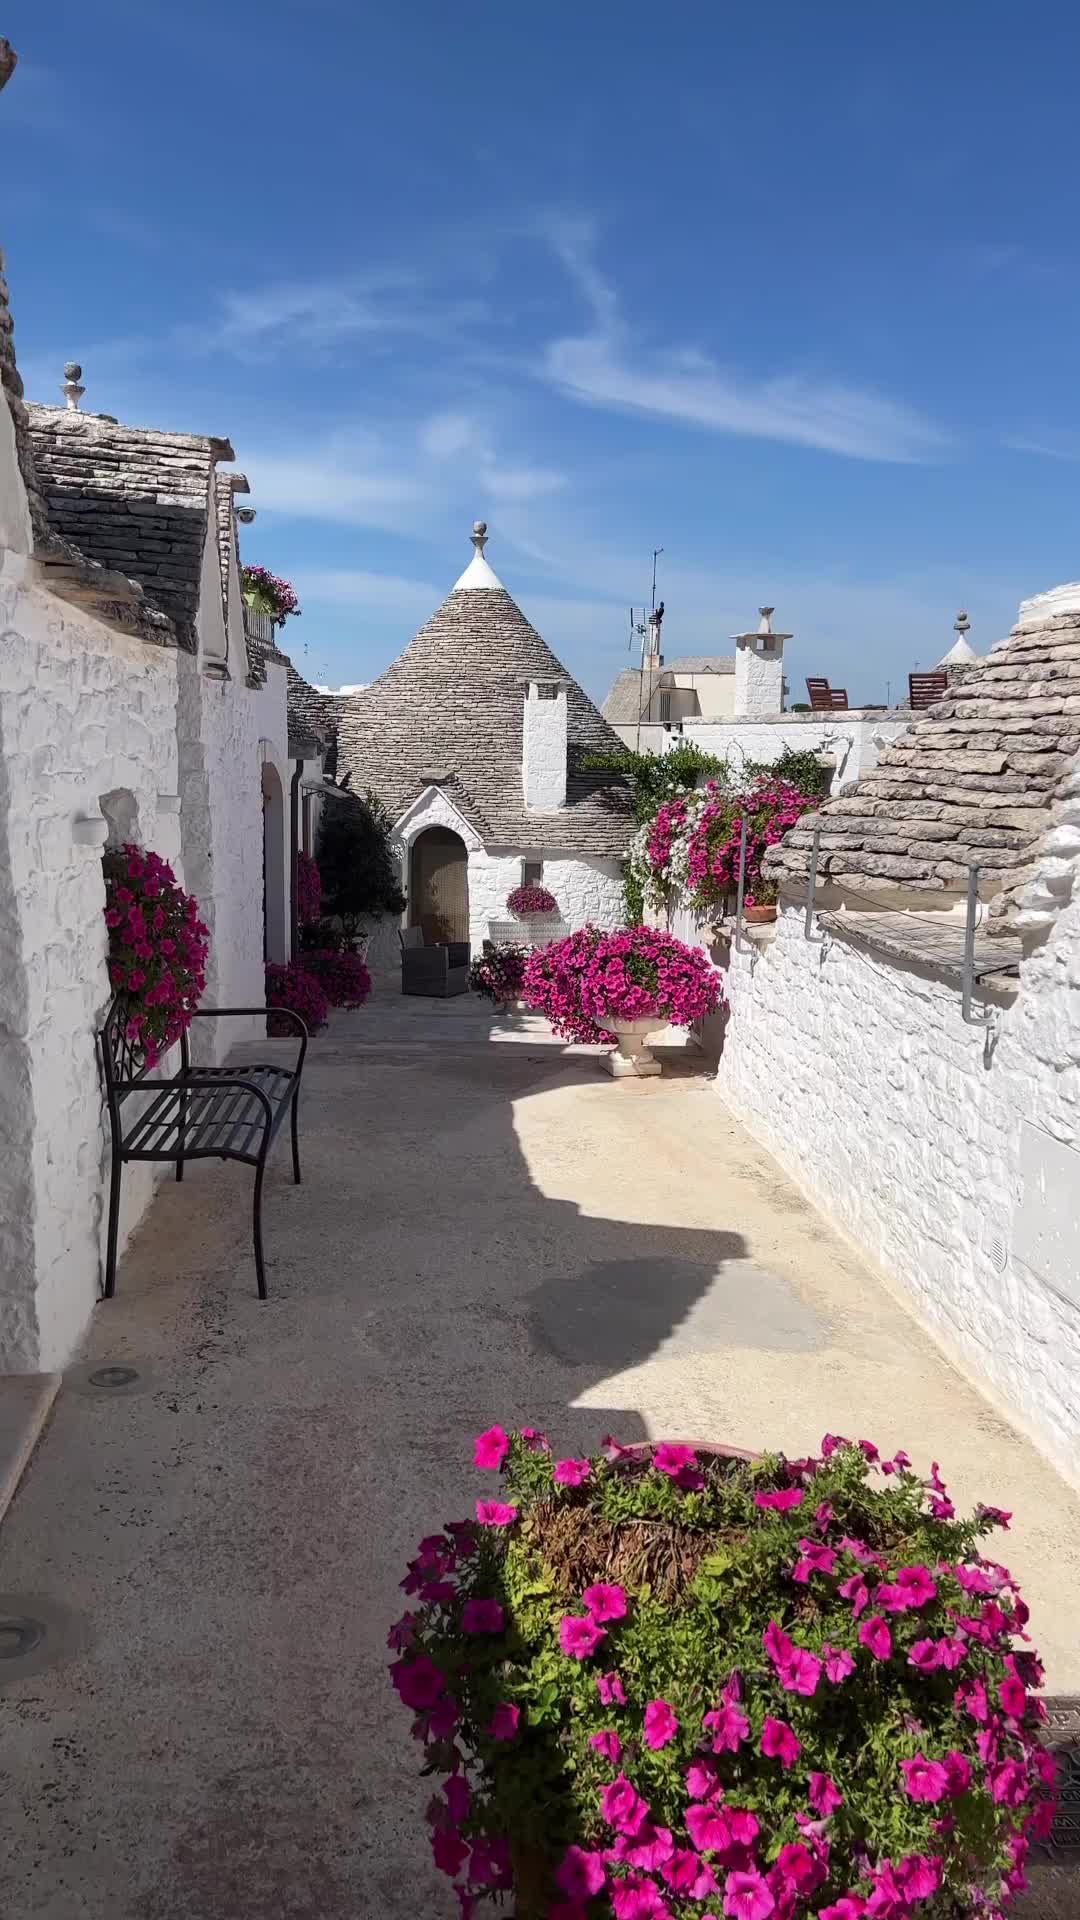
[733,605,791,718]
[522,678,567,810]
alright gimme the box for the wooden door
[410,829,469,943]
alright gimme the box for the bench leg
[104,1154,122,1300]
[252,1153,268,1301]
[176,1087,187,1182]
[290,1086,302,1185]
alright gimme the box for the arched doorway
[409,827,469,944]
[262,759,287,962]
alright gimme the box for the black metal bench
[98,999,309,1302]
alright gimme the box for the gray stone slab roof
[601,668,663,724]
[286,663,340,777]
[335,575,634,854]
[769,606,1080,933]
[26,405,235,652]
[664,655,736,674]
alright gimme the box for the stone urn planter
[600,1013,662,1078]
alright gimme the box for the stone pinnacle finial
[954,608,971,637]
[471,519,488,555]
[62,362,85,411]
[757,606,775,636]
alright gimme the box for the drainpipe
[289,757,303,960]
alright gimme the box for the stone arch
[262,758,287,963]
[409,826,469,944]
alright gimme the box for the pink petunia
[858,1614,892,1661]
[389,1653,445,1709]
[722,1867,775,1920]
[583,1582,627,1623]
[999,1675,1027,1718]
[432,1827,468,1876]
[754,1487,803,1511]
[809,1771,844,1817]
[610,1879,669,1920]
[686,1802,732,1855]
[989,1758,1028,1806]
[936,1635,967,1671]
[762,1620,794,1667]
[643,1698,679,1748]
[461,1597,504,1635]
[560,1614,606,1659]
[822,1643,855,1683]
[838,1573,869,1618]
[554,1456,591,1487]
[653,1443,698,1479]
[475,1499,518,1528]
[760,1716,801,1768]
[900,1755,950,1803]
[473,1425,509,1470]
[774,1842,823,1895]
[600,1774,649,1836]
[686,1759,721,1800]
[487,1701,520,1741]
[703,1701,750,1752]
[779,1646,822,1696]
[957,1676,989,1723]
[596,1671,627,1707]
[555,1846,606,1899]
[663,1850,717,1899]
[908,1638,943,1673]
[792,1539,837,1583]
[443,1775,471,1824]
[818,1901,867,1920]
[895,1564,937,1607]
[612,1822,675,1873]
[942,1749,972,1796]
[520,1425,549,1451]
[897,1855,942,1901]
[590,1728,621,1763]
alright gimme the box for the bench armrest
[187,1005,309,1075]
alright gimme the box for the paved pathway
[1,993,1077,1917]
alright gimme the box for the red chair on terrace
[909,671,948,710]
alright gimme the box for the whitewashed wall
[391,785,625,951]
[685,712,911,792]
[0,552,181,1369]
[716,902,1080,1484]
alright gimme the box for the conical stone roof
[768,590,1080,932]
[335,528,633,853]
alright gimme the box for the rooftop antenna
[630,547,665,752]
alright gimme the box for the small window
[658,691,672,725]
[521,860,543,887]
[536,683,559,701]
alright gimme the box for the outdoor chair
[98,997,308,1302]
[399,926,470,997]
[806,676,849,712]
[909,671,948,710]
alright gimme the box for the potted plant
[265,960,329,1037]
[744,874,779,926]
[470,944,530,1014]
[522,925,723,1076]
[240,564,302,625]
[391,1429,1054,1920]
[102,844,209,1067]
[508,884,558,917]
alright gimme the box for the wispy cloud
[419,410,566,503]
[1003,431,1080,464]
[193,272,490,361]
[537,214,949,465]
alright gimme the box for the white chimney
[733,605,791,718]
[522,679,567,810]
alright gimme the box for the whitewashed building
[712,586,1080,1483]
[0,235,290,1371]
[334,524,634,949]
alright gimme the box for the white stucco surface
[686,713,910,792]
[522,684,568,811]
[715,902,1080,1484]
[734,633,785,719]
[392,785,625,951]
[0,556,181,1369]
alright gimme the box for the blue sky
[4,1,1079,702]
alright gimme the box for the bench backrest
[909,671,948,710]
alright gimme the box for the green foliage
[744,744,832,801]
[315,791,405,937]
[584,743,730,824]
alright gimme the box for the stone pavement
[0,992,1077,1917]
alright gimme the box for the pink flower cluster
[470,944,529,1006]
[296,851,322,927]
[647,776,817,915]
[507,883,558,915]
[299,948,372,1009]
[102,844,209,1068]
[523,924,723,1046]
[390,1427,1056,1920]
[265,961,329,1036]
[240,562,302,619]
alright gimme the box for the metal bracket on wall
[804,824,823,941]
[733,817,748,951]
[961,864,991,1026]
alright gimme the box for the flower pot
[744,904,777,925]
[601,1014,662,1078]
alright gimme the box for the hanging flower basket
[508,884,558,917]
[102,844,209,1068]
[240,564,302,623]
[390,1429,1053,1920]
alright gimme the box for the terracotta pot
[744,904,777,925]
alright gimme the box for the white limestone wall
[716,904,1080,1483]
[734,636,785,718]
[685,713,910,793]
[522,684,568,810]
[0,553,181,1369]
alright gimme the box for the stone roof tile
[769,598,1080,931]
